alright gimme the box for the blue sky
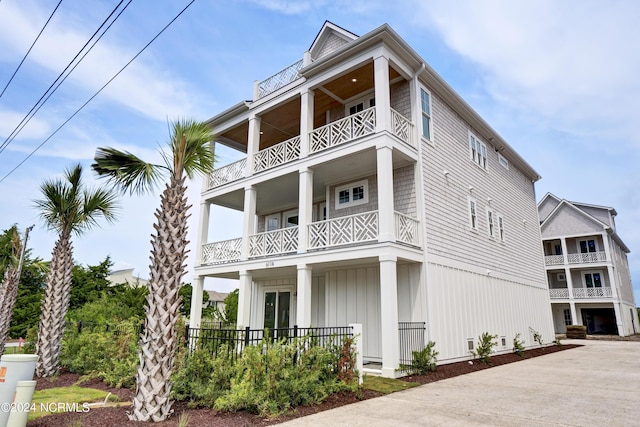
[0,0,639,302]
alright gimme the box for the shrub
[470,332,497,364]
[513,333,525,357]
[403,341,438,374]
[531,328,543,346]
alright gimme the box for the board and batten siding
[422,91,546,285]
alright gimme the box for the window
[498,153,509,170]
[284,210,298,228]
[335,179,369,210]
[554,244,563,255]
[265,213,280,231]
[557,273,566,282]
[583,271,603,288]
[346,95,375,116]
[579,239,597,253]
[420,88,431,140]
[487,209,495,237]
[563,309,572,326]
[469,133,487,170]
[497,214,505,241]
[469,198,477,230]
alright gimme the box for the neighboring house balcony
[544,251,608,266]
[542,235,609,267]
[548,286,613,300]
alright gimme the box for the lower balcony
[200,211,420,265]
[549,287,613,299]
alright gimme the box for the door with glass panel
[263,290,291,340]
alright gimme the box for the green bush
[513,333,525,357]
[470,332,498,364]
[403,341,438,374]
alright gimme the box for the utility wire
[0,0,128,154]
[0,0,197,184]
[0,0,64,100]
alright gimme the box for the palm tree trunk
[35,232,73,377]
[0,267,20,354]
[130,177,188,422]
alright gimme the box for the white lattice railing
[544,255,565,266]
[568,251,607,264]
[249,227,298,257]
[549,288,569,299]
[208,158,247,189]
[254,136,301,173]
[390,108,415,147]
[573,287,612,298]
[308,211,378,249]
[201,238,242,264]
[257,59,303,98]
[395,211,419,246]
[310,107,376,153]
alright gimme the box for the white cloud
[0,110,50,140]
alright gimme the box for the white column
[379,254,399,378]
[374,55,391,133]
[300,89,314,158]
[349,323,364,384]
[241,186,256,260]
[247,115,261,176]
[298,168,313,253]
[569,301,579,326]
[612,302,623,336]
[188,276,204,329]
[560,238,569,265]
[195,202,210,265]
[237,270,252,329]
[565,267,574,299]
[296,264,312,327]
[377,145,395,242]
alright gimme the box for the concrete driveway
[280,339,640,426]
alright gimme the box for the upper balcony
[542,236,608,267]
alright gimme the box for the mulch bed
[27,344,580,427]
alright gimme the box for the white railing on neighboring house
[257,59,303,99]
[394,211,419,246]
[308,211,379,249]
[208,158,247,189]
[390,108,415,148]
[568,251,607,264]
[549,288,569,299]
[201,238,242,264]
[249,227,298,257]
[309,107,376,153]
[573,287,612,298]
[254,136,301,173]
[544,255,565,266]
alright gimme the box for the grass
[362,375,419,394]
[28,386,112,421]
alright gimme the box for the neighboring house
[538,193,638,336]
[189,21,554,377]
[107,268,149,287]
[205,290,228,314]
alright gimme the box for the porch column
[601,233,620,300]
[241,186,257,260]
[560,238,569,265]
[569,302,579,326]
[298,168,313,253]
[300,89,314,158]
[565,267,574,299]
[613,302,623,336]
[195,202,210,265]
[188,276,204,329]
[379,254,400,378]
[377,145,395,242]
[373,55,391,133]
[296,264,312,327]
[247,115,261,176]
[238,270,253,329]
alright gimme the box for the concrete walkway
[280,340,640,426]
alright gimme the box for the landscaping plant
[513,333,525,357]
[403,341,438,374]
[470,332,498,364]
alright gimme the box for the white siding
[310,275,325,327]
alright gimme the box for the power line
[0,0,64,100]
[0,0,129,154]
[0,0,197,184]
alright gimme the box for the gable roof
[308,21,358,60]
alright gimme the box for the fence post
[349,323,363,385]
[77,321,82,334]
[244,326,250,347]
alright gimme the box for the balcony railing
[390,108,415,148]
[549,288,569,299]
[568,251,607,264]
[573,287,612,298]
[254,136,301,173]
[257,59,303,99]
[309,107,376,154]
[202,238,242,264]
[544,255,564,266]
[208,158,246,189]
[308,211,379,249]
[249,227,298,257]
[395,211,419,246]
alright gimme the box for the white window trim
[497,213,505,242]
[469,132,488,170]
[345,93,375,116]
[419,85,433,143]
[498,153,509,170]
[468,197,478,231]
[581,270,605,288]
[486,208,495,238]
[576,239,599,253]
[335,179,369,210]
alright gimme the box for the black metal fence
[70,321,144,336]
[399,321,426,365]
[184,325,353,361]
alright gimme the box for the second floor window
[469,198,477,230]
[420,88,431,140]
[469,134,487,170]
[487,210,495,237]
[497,214,505,241]
[335,179,369,210]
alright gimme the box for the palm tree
[92,119,215,422]
[34,164,118,377]
[0,226,22,354]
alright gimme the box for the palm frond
[75,187,120,235]
[92,147,164,195]
[167,119,215,179]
